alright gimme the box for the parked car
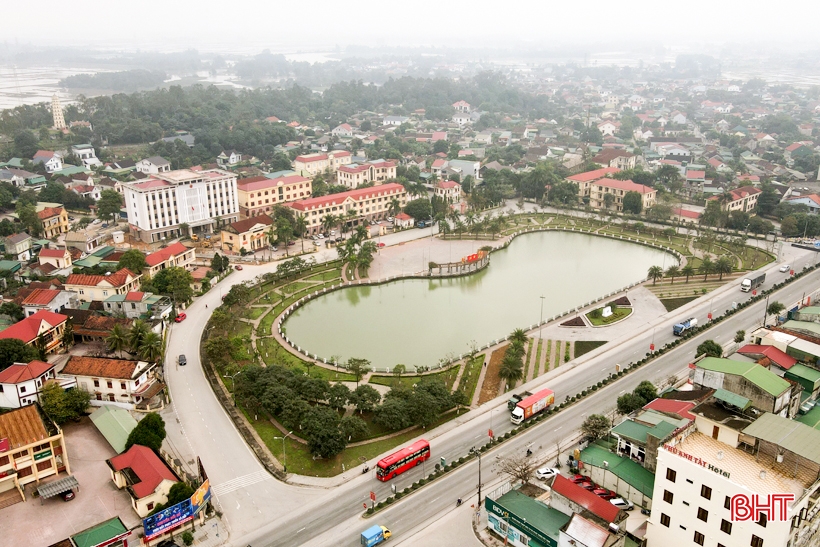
[593,488,617,500]
[535,467,558,480]
[235,265,243,270]
[780,264,791,272]
[178,355,187,366]
[579,481,597,491]
[378,242,385,248]
[271,246,278,252]
[387,216,393,221]
[330,230,336,235]
[101,223,109,228]
[287,241,295,246]
[174,313,187,323]
[59,490,75,501]
[318,233,325,239]
[569,474,587,484]
[610,498,635,510]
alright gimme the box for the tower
[51,94,65,130]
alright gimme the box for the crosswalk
[211,470,272,496]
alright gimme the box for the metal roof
[580,445,656,496]
[742,413,820,465]
[89,405,138,454]
[696,357,791,396]
[37,475,79,499]
[71,517,128,547]
[713,388,751,410]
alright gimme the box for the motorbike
[456,498,463,507]
[362,465,370,474]
[526,448,532,457]
[641,508,651,516]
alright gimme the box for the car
[68,216,75,221]
[287,241,295,246]
[178,355,187,366]
[593,488,617,500]
[59,490,75,501]
[271,246,278,252]
[569,474,587,484]
[780,264,791,272]
[535,467,558,480]
[378,242,385,248]
[101,223,109,228]
[610,498,635,511]
[235,265,243,270]
[579,481,597,491]
[312,235,318,240]
[387,216,393,221]
[174,313,187,323]
[92,219,101,225]
[330,230,336,235]
[318,233,325,239]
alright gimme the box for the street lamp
[538,295,545,340]
[223,371,242,406]
[470,446,482,510]
[273,431,293,474]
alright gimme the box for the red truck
[510,388,555,424]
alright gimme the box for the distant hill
[60,69,167,92]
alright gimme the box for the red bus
[376,439,431,481]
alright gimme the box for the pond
[283,231,675,370]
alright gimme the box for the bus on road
[376,439,431,481]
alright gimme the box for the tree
[346,358,371,387]
[303,405,346,458]
[151,267,195,304]
[497,454,537,486]
[128,320,150,354]
[150,482,195,515]
[118,249,147,273]
[616,393,644,414]
[97,190,123,223]
[276,217,294,256]
[622,191,643,214]
[210,253,229,273]
[603,193,615,210]
[498,349,524,387]
[696,340,723,358]
[433,140,449,154]
[633,381,657,403]
[39,181,67,203]
[548,181,579,205]
[349,385,381,414]
[138,331,163,363]
[107,324,129,357]
[699,256,714,280]
[715,256,734,280]
[0,302,24,321]
[339,415,368,441]
[327,383,350,411]
[61,321,75,349]
[0,338,39,372]
[40,382,91,424]
[16,202,42,237]
[681,264,696,283]
[293,215,308,253]
[404,198,432,221]
[734,330,746,344]
[581,414,611,441]
[408,389,440,428]
[125,412,167,450]
[509,328,528,345]
[767,301,786,317]
[373,397,412,430]
[647,265,664,285]
[665,265,680,284]
[13,130,39,158]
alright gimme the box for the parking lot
[1,417,140,546]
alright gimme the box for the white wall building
[122,168,239,243]
[60,356,159,409]
[135,156,171,174]
[0,361,58,409]
[71,144,102,168]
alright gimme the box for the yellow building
[220,214,274,253]
[37,207,69,239]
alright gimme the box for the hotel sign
[663,444,731,479]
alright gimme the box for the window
[694,531,704,545]
[660,514,670,527]
[107,381,113,389]
[663,490,674,504]
[701,485,712,500]
[93,379,100,387]
[666,468,676,482]
[725,496,732,510]
[751,535,764,547]
[120,382,126,390]
[757,513,767,528]
[720,519,732,534]
[19,386,26,393]
[147,502,154,511]
[697,508,708,522]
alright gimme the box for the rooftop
[593,178,655,194]
[227,214,274,234]
[237,174,309,191]
[552,474,622,522]
[579,445,655,497]
[108,445,178,498]
[567,167,620,183]
[145,242,189,267]
[71,517,129,547]
[0,309,67,344]
[61,356,145,380]
[611,412,681,444]
[0,360,54,384]
[289,183,405,211]
[0,404,56,450]
[743,412,820,466]
[737,344,797,370]
[695,357,791,396]
[90,405,138,454]
[494,489,571,539]
[22,288,61,306]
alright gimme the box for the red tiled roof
[0,360,54,384]
[737,175,760,182]
[145,243,188,267]
[108,445,178,498]
[61,356,141,380]
[332,151,351,158]
[394,213,412,220]
[786,143,804,152]
[33,150,55,160]
[786,194,820,207]
[594,178,654,194]
[22,289,60,306]
[289,183,405,212]
[0,310,67,344]
[125,292,145,302]
[438,180,460,189]
[431,159,446,168]
[551,475,621,523]
[39,248,67,258]
[707,157,724,167]
[643,399,696,421]
[66,268,137,288]
[686,170,706,179]
[673,208,701,219]
[567,167,620,183]
[728,185,761,201]
[237,175,309,192]
[37,207,64,220]
[295,153,328,163]
[737,344,797,370]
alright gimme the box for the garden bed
[585,306,632,326]
[560,316,586,327]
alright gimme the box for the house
[66,311,133,344]
[217,150,242,168]
[452,100,471,112]
[90,403,138,454]
[610,408,689,471]
[61,356,160,409]
[715,185,762,213]
[292,151,351,176]
[336,159,398,189]
[393,212,414,229]
[785,194,820,214]
[0,309,68,354]
[434,180,462,205]
[71,184,101,201]
[103,292,172,320]
[597,120,620,137]
[331,123,354,138]
[591,149,637,170]
[71,144,102,168]
[21,288,77,316]
[550,475,626,525]
[0,360,58,409]
[104,159,137,177]
[38,207,69,239]
[68,518,130,547]
[190,266,212,292]
[32,150,63,173]
[38,247,72,270]
[5,233,32,261]
[221,215,274,253]
[64,268,142,302]
[0,404,70,504]
[236,174,312,217]
[107,444,180,517]
[559,513,626,547]
[452,113,472,125]
[0,167,46,188]
[144,242,195,277]
[289,183,407,235]
[135,156,171,174]
[587,178,656,212]
[672,207,702,223]
[447,159,481,180]
[382,116,409,126]
[64,229,104,254]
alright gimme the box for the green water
[284,231,674,370]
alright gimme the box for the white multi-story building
[60,356,159,409]
[122,168,239,243]
[293,151,351,177]
[336,159,397,189]
[647,410,820,547]
[71,144,102,168]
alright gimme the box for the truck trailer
[741,272,765,292]
[361,525,392,547]
[507,391,533,411]
[673,317,698,336]
[511,388,554,424]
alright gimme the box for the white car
[780,264,791,272]
[387,216,393,221]
[330,230,336,236]
[610,498,634,511]
[318,233,325,239]
[535,467,558,480]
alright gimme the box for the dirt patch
[611,295,631,306]
[560,316,586,327]
[479,344,508,405]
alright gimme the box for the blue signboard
[143,499,194,540]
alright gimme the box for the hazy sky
[5,0,818,53]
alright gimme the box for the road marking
[212,470,272,496]
[619,389,626,394]
[554,426,562,432]
[297,527,306,533]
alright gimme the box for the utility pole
[470,446,482,509]
[762,293,770,327]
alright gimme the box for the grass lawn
[585,307,632,326]
[574,340,607,358]
[256,309,278,337]
[458,354,484,400]
[234,322,254,338]
[281,281,315,294]
[369,366,460,391]
[660,296,699,312]
[246,306,268,320]
[258,336,310,368]
[304,269,342,282]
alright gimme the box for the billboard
[143,499,194,540]
[191,479,211,515]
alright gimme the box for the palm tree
[138,331,163,363]
[699,256,714,281]
[715,256,734,280]
[266,225,277,252]
[665,265,680,284]
[388,198,401,218]
[107,324,128,358]
[294,216,308,253]
[498,353,524,389]
[128,320,150,354]
[647,265,664,285]
[321,213,338,236]
[681,264,696,283]
[465,211,477,233]
[510,328,528,345]
[603,193,615,210]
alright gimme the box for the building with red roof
[289,183,407,235]
[643,398,696,421]
[107,445,180,517]
[293,150,351,176]
[220,214,274,253]
[550,475,624,525]
[336,159,397,189]
[32,150,63,172]
[672,207,702,223]
[711,185,761,213]
[0,360,58,408]
[586,178,656,212]
[0,309,68,354]
[21,288,77,317]
[61,355,160,409]
[37,207,69,238]
[434,180,462,205]
[145,242,195,277]
[64,268,141,302]
[236,174,312,217]
[737,344,798,372]
[566,167,621,184]
[592,149,636,170]
[38,247,72,269]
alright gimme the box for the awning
[38,475,79,499]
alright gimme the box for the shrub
[396,492,404,499]
[182,532,194,546]
[419,478,427,485]
[366,507,374,514]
